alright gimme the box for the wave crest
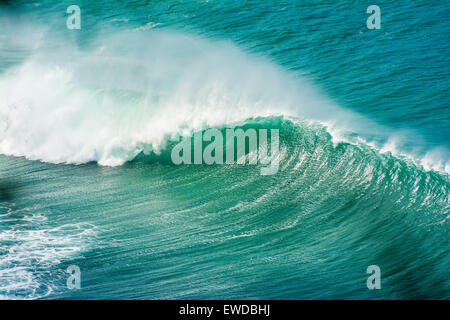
[0,27,448,174]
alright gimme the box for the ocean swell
[0,26,448,175]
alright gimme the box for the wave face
[2,117,448,299]
[0,0,449,299]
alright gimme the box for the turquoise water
[0,1,449,299]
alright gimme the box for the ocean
[0,0,448,299]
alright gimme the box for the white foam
[0,210,97,299]
[0,28,304,165]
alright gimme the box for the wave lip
[0,26,448,175]
[0,29,298,166]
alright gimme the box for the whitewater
[0,24,448,174]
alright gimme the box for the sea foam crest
[0,25,448,174]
